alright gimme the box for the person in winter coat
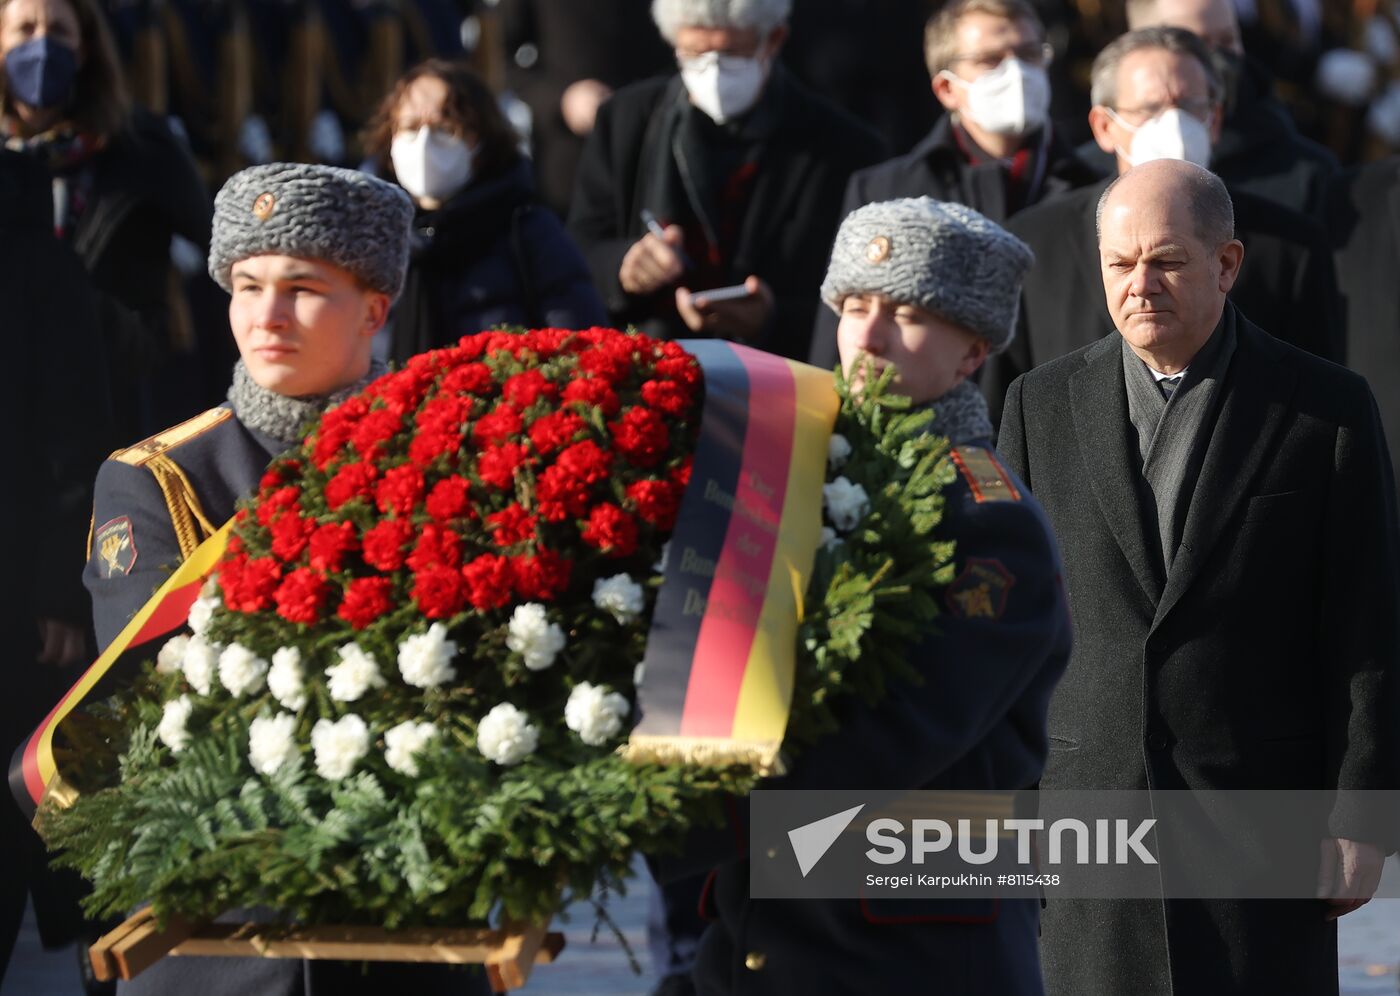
[361,58,606,366]
[0,0,212,441]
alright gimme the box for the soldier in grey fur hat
[84,164,483,995]
[821,195,1033,444]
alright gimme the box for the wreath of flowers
[46,331,956,931]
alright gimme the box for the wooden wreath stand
[88,908,566,992]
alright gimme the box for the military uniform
[658,438,1070,994]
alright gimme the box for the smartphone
[695,283,754,303]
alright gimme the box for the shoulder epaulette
[111,407,232,467]
[950,446,1022,504]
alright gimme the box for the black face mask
[4,36,79,110]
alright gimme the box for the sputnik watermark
[865,817,1158,865]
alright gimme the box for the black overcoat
[567,69,885,361]
[997,307,1400,995]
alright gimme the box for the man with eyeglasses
[982,26,1341,426]
[567,0,885,364]
[809,0,1098,375]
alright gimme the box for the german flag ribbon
[9,524,232,819]
[624,341,839,772]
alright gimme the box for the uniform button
[744,951,767,972]
[1147,732,1169,750]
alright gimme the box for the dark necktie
[1159,375,1183,401]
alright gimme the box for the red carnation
[274,567,329,624]
[527,410,585,455]
[473,404,523,446]
[555,439,613,484]
[415,394,473,435]
[562,376,620,416]
[477,442,531,490]
[376,463,426,516]
[256,485,301,527]
[351,408,401,460]
[610,406,669,467]
[672,456,694,488]
[655,354,701,389]
[408,523,462,572]
[425,477,471,520]
[269,511,315,562]
[412,565,467,619]
[325,462,378,510]
[579,345,631,383]
[535,464,593,522]
[462,552,514,610]
[308,520,358,573]
[441,361,495,396]
[225,556,282,613]
[581,502,639,558]
[259,467,284,491]
[362,518,414,571]
[339,576,395,629]
[641,378,692,417]
[311,421,354,469]
[487,503,537,546]
[626,478,682,530]
[503,369,558,408]
[408,429,460,465]
[511,548,572,601]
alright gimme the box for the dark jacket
[1326,157,1400,488]
[998,307,1400,995]
[65,109,212,440]
[389,159,607,365]
[658,443,1071,994]
[568,68,886,361]
[501,0,674,218]
[991,175,1341,427]
[809,116,1099,371]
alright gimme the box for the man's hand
[1316,837,1385,919]
[561,79,612,136]
[675,276,774,342]
[36,617,86,667]
[619,225,687,296]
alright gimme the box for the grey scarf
[227,359,388,447]
[1123,310,1237,577]
[921,379,995,446]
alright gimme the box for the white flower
[653,541,670,574]
[187,593,221,636]
[564,682,630,747]
[505,604,566,671]
[1368,16,1399,64]
[1316,48,1376,106]
[592,574,645,624]
[326,644,385,702]
[218,643,268,698]
[384,720,439,776]
[268,647,307,711]
[397,623,458,689]
[823,476,870,533]
[476,703,539,766]
[634,663,646,687]
[156,634,190,675]
[248,712,298,775]
[181,635,221,696]
[820,526,842,551]
[827,433,852,470]
[311,714,370,780]
[1368,80,1400,145]
[157,695,194,752]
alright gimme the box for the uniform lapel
[1070,335,1163,605]
[1151,313,1298,630]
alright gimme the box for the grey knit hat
[209,163,415,299]
[820,197,1034,353]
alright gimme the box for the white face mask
[940,58,1051,137]
[679,50,769,124]
[1106,106,1213,168]
[390,126,474,203]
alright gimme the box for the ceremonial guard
[658,199,1072,994]
[82,162,485,994]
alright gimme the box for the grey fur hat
[820,197,1034,353]
[209,163,415,299]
